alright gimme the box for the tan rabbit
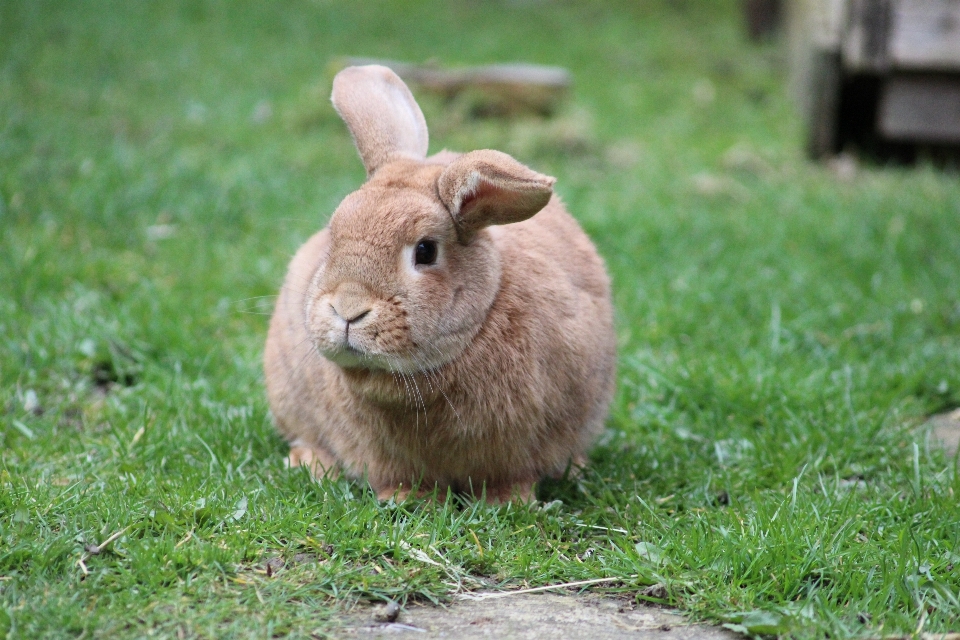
[264,65,615,503]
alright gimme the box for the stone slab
[341,592,737,640]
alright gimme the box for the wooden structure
[788,0,960,158]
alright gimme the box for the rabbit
[264,65,615,503]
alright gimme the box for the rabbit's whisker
[286,338,320,383]
[234,294,280,303]
[416,351,465,433]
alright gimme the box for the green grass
[3,1,960,638]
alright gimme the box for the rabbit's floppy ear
[437,150,555,240]
[331,65,429,176]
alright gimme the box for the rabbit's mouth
[318,336,401,372]
[320,342,377,370]
[318,339,448,376]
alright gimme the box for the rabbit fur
[264,65,615,503]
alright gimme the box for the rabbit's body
[264,67,615,502]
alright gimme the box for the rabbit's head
[306,66,555,374]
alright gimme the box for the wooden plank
[807,50,845,156]
[786,0,846,114]
[878,75,960,141]
[786,0,848,155]
[329,57,571,117]
[890,0,960,70]
[842,0,894,72]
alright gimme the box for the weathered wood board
[879,75,960,141]
[786,0,847,156]
[890,0,960,70]
[328,57,571,117]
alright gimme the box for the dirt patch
[340,593,737,639]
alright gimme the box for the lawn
[2,1,960,638]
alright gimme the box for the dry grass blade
[457,576,630,600]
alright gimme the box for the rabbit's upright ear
[438,150,555,240]
[331,65,429,176]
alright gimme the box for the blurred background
[3,0,958,461]
[2,0,804,370]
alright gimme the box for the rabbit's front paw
[287,441,339,479]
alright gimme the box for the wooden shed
[788,0,960,158]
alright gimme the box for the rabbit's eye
[415,240,438,266]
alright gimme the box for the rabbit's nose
[330,301,371,324]
[345,309,370,324]
[330,283,374,324]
